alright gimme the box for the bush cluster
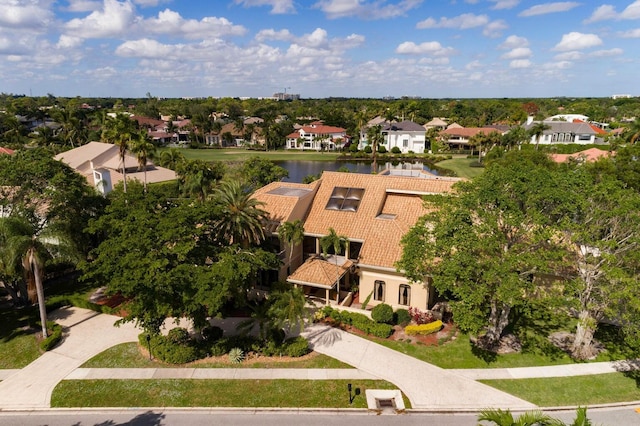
[371,303,394,324]
[140,327,310,364]
[405,320,443,336]
[394,308,411,326]
[40,321,63,352]
[408,307,434,325]
[320,306,393,338]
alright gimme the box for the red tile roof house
[439,126,503,150]
[253,170,461,310]
[286,121,348,151]
[54,141,176,195]
[0,147,15,155]
[549,147,613,164]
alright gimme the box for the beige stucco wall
[359,268,431,311]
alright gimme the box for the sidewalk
[0,307,637,411]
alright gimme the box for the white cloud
[483,20,508,37]
[543,60,573,69]
[315,0,423,20]
[56,35,83,49]
[519,2,580,17]
[554,51,583,60]
[501,47,532,59]
[417,13,489,29]
[619,28,640,37]
[621,0,640,19]
[499,35,529,49]
[116,38,178,58]
[553,32,603,51]
[255,29,294,42]
[64,0,102,12]
[583,5,617,23]
[395,41,455,56]
[490,0,520,9]
[64,0,135,38]
[589,47,623,57]
[141,9,246,39]
[465,60,482,70]
[234,0,296,14]
[0,0,55,29]
[509,59,531,68]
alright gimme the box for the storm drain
[365,389,405,414]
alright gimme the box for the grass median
[480,373,640,406]
[52,379,409,409]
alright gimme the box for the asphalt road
[0,408,639,426]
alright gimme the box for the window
[325,187,365,212]
[403,139,409,148]
[399,284,411,306]
[374,280,385,302]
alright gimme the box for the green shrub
[394,309,411,326]
[283,336,310,357]
[371,303,394,324]
[361,290,373,310]
[201,325,223,341]
[40,321,63,351]
[349,143,359,153]
[140,332,200,364]
[229,347,245,364]
[167,327,191,345]
[340,311,393,338]
[364,145,372,154]
[391,146,401,154]
[328,308,342,323]
[405,320,443,336]
[377,145,387,154]
[267,327,286,345]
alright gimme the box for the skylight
[325,187,365,212]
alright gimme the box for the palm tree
[102,114,135,193]
[268,285,310,333]
[213,180,267,248]
[130,131,156,191]
[158,148,185,170]
[0,217,74,338]
[478,408,556,426]
[366,124,383,173]
[625,117,640,145]
[278,220,305,273]
[176,159,224,202]
[528,122,550,150]
[320,227,348,301]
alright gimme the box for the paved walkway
[0,307,637,411]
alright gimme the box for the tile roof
[299,124,346,134]
[440,127,502,137]
[252,180,320,226]
[287,255,353,289]
[550,148,612,163]
[524,121,597,135]
[257,171,460,270]
[0,147,15,155]
[383,120,425,132]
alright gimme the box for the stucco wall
[358,268,430,311]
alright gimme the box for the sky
[0,0,639,99]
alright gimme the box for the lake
[275,160,441,183]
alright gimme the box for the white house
[380,120,425,154]
[286,121,347,151]
[524,121,600,145]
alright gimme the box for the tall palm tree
[177,159,224,202]
[478,408,556,426]
[268,285,309,333]
[102,114,135,193]
[278,220,305,273]
[366,124,383,173]
[158,148,185,170]
[320,227,348,300]
[0,217,73,338]
[130,131,156,191]
[213,180,267,248]
[625,117,640,145]
[528,122,550,150]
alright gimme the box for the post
[146,334,152,360]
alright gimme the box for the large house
[381,120,426,154]
[54,141,176,195]
[253,170,461,311]
[286,121,348,151]
[439,126,503,150]
[524,120,601,145]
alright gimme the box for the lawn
[480,373,640,407]
[51,379,410,409]
[159,147,342,162]
[0,304,41,369]
[82,342,354,369]
[435,157,484,179]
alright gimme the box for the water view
[275,160,442,183]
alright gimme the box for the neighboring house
[439,126,502,150]
[54,141,176,195]
[286,121,347,151]
[205,123,244,147]
[0,147,14,155]
[253,170,462,310]
[524,121,600,145]
[381,120,426,154]
[424,117,448,131]
[550,148,612,163]
[545,114,589,122]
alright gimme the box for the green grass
[435,157,484,179]
[160,147,342,162]
[0,305,41,368]
[52,379,409,408]
[82,342,354,369]
[481,373,640,406]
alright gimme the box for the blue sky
[0,0,638,99]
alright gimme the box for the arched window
[399,284,411,306]
[374,280,385,302]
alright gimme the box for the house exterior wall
[383,131,426,153]
[531,133,595,145]
[358,268,431,311]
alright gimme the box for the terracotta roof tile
[287,256,352,289]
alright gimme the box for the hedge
[405,320,443,336]
[40,321,63,351]
[371,303,394,324]
[321,307,393,338]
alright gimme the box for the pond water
[275,160,441,183]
